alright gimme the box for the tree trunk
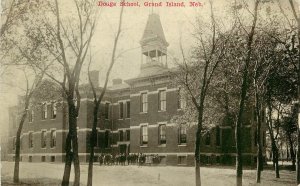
[288,134,296,170]
[297,129,300,184]
[62,98,80,186]
[62,134,72,186]
[195,129,201,186]
[13,111,27,183]
[254,89,263,183]
[195,110,203,186]
[87,105,99,186]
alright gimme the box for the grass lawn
[1,161,296,186]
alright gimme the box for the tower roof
[140,13,169,46]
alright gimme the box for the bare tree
[7,0,98,185]
[86,4,124,186]
[8,67,47,183]
[172,2,236,185]
[230,1,261,185]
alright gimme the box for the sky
[0,0,295,137]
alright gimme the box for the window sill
[177,164,187,166]
[118,118,124,120]
[41,147,47,149]
[158,110,166,112]
[178,144,187,147]
[139,112,147,114]
[50,118,56,120]
[50,147,56,149]
[125,118,130,120]
[140,145,148,148]
[158,144,166,147]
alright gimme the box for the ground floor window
[178,124,187,144]
[140,125,148,145]
[158,124,166,145]
[177,156,187,165]
[51,156,55,162]
[29,156,32,162]
[41,156,46,162]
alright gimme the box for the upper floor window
[41,103,47,120]
[140,93,148,113]
[178,124,187,144]
[158,124,166,145]
[158,90,166,111]
[216,126,220,147]
[105,103,110,119]
[119,102,124,119]
[29,110,34,122]
[51,102,57,119]
[126,101,130,118]
[29,132,33,148]
[50,130,56,148]
[140,125,148,145]
[205,132,211,146]
[178,88,187,109]
[41,131,46,148]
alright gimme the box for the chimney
[89,70,99,87]
[112,78,122,85]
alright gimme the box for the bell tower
[139,13,169,75]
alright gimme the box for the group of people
[98,153,161,166]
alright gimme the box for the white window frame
[140,123,148,146]
[158,89,167,111]
[140,92,148,113]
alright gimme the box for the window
[29,110,34,122]
[51,156,55,162]
[104,130,110,148]
[158,124,166,145]
[51,102,57,119]
[178,88,187,109]
[50,130,56,148]
[178,124,187,144]
[29,132,33,148]
[205,132,210,146]
[140,125,148,145]
[216,126,220,146]
[263,132,266,147]
[119,130,124,141]
[126,130,130,141]
[126,101,130,118]
[158,90,166,111]
[41,131,46,148]
[42,103,47,120]
[105,103,109,119]
[96,132,99,147]
[140,93,148,113]
[232,128,236,147]
[13,137,16,150]
[41,156,46,162]
[178,156,187,165]
[119,102,124,119]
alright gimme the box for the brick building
[7,13,265,166]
